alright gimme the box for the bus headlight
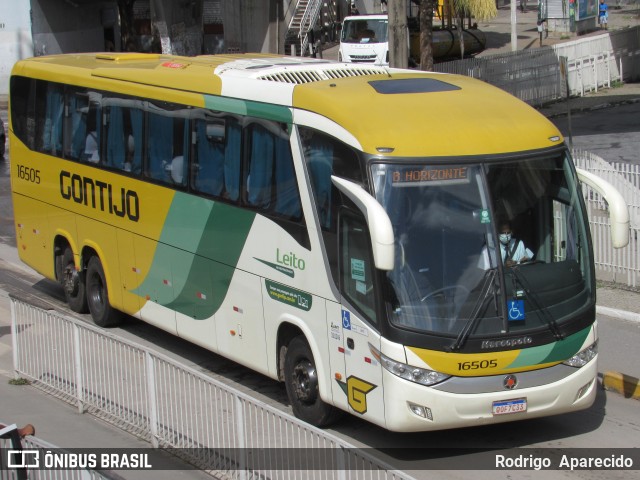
[562,341,598,368]
[369,344,450,386]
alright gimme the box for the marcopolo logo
[481,336,533,349]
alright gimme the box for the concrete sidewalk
[0,271,215,478]
[2,10,640,474]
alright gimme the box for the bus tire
[284,336,341,428]
[61,247,88,313]
[86,256,122,327]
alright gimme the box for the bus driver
[479,220,534,269]
[498,220,534,267]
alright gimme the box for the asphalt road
[1,252,639,480]
[1,98,640,479]
[550,101,640,164]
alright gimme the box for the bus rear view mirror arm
[576,168,630,248]
[331,176,395,270]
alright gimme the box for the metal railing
[434,47,563,106]
[573,149,640,288]
[1,423,111,480]
[298,0,323,56]
[434,26,640,106]
[9,296,416,480]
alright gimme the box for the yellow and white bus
[9,52,629,432]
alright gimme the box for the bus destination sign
[392,166,468,184]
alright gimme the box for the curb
[596,306,640,403]
[541,96,640,119]
[596,305,640,323]
[602,371,640,400]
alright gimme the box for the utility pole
[511,0,517,51]
[388,0,408,68]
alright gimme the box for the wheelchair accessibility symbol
[342,310,351,330]
[507,300,525,321]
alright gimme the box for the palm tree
[418,0,496,70]
[451,0,497,59]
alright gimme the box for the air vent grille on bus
[257,66,384,84]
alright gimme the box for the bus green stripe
[135,193,255,319]
[506,342,556,368]
[539,326,591,363]
[506,326,591,368]
[204,95,292,123]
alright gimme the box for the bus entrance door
[340,308,384,423]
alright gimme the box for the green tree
[418,0,496,70]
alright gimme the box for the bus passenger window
[128,109,143,174]
[274,134,302,219]
[246,124,274,209]
[169,117,190,186]
[9,76,35,150]
[300,127,363,231]
[193,119,225,196]
[105,106,126,169]
[146,110,174,182]
[35,82,64,156]
[67,92,88,160]
[102,102,143,173]
[82,99,102,163]
[144,107,189,186]
[304,133,333,229]
[224,120,242,201]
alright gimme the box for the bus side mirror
[331,176,395,270]
[576,168,630,248]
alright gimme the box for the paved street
[1,7,640,477]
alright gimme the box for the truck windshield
[341,18,388,44]
[371,153,593,338]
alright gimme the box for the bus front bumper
[382,358,598,432]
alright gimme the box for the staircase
[285,0,323,56]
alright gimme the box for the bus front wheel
[86,256,121,327]
[61,247,88,313]
[284,336,341,428]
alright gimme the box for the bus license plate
[492,398,527,415]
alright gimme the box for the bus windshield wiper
[510,266,564,340]
[450,268,497,351]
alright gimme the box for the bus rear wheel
[284,336,341,428]
[61,247,88,313]
[86,256,121,327]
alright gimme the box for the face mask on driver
[499,233,512,245]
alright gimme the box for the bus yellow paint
[293,73,562,157]
[407,346,560,376]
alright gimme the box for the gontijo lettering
[60,170,140,222]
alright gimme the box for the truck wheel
[284,336,341,428]
[86,256,121,327]
[61,247,88,313]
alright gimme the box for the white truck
[339,14,390,66]
[339,13,487,66]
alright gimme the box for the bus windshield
[341,18,388,44]
[371,153,593,339]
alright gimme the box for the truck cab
[339,14,389,66]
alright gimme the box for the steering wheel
[517,259,544,266]
[421,285,470,303]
